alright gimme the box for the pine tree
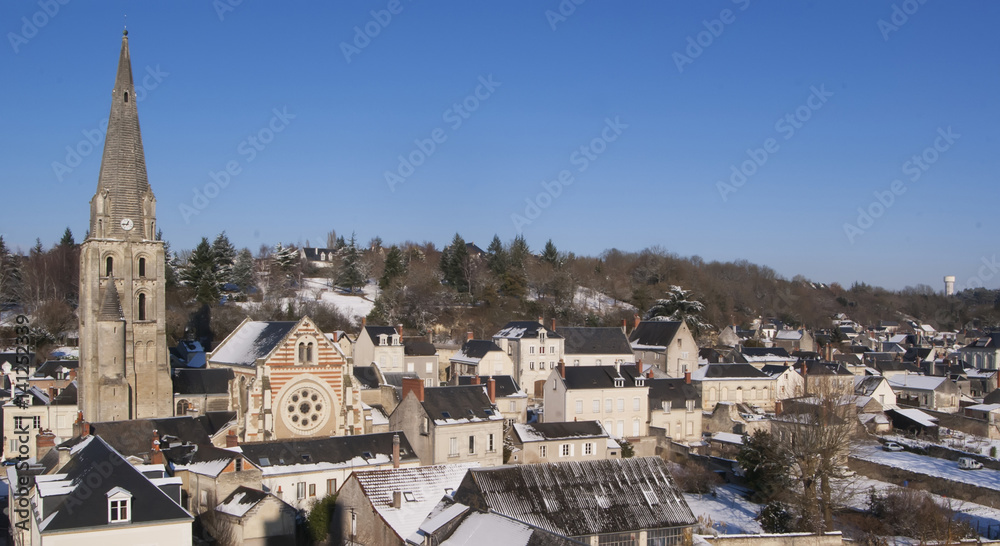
[486,235,507,276]
[0,236,23,305]
[337,234,365,294]
[541,239,560,268]
[231,248,255,292]
[180,238,220,305]
[440,233,469,293]
[273,243,299,271]
[212,231,237,285]
[379,246,406,290]
[58,228,75,248]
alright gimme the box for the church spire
[91,30,154,240]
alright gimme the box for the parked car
[883,442,904,452]
[958,457,983,470]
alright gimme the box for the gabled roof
[419,386,503,425]
[365,326,401,346]
[647,378,700,408]
[216,486,271,518]
[887,374,948,391]
[557,327,633,356]
[494,321,562,340]
[741,347,792,358]
[34,436,191,532]
[628,321,682,348]
[238,432,417,472]
[353,365,382,389]
[351,463,476,541]
[691,363,770,381]
[774,329,805,341]
[63,413,236,459]
[210,320,297,367]
[511,421,608,443]
[172,368,234,395]
[964,333,1000,349]
[854,375,888,396]
[453,457,696,537]
[403,338,437,356]
[410,499,585,546]
[760,365,798,378]
[457,375,522,397]
[561,364,645,390]
[32,360,78,379]
[795,361,853,376]
[171,443,247,477]
[452,339,504,364]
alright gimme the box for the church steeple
[90,29,155,241]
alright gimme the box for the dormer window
[686,399,695,412]
[635,377,645,387]
[107,487,132,524]
[662,400,672,412]
[392,334,401,346]
[379,334,388,345]
[614,379,624,388]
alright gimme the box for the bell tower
[78,30,172,422]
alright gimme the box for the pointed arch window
[137,293,147,321]
[106,256,114,277]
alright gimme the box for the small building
[960,333,1000,371]
[403,336,440,387]
[629,320,698,378]
[214,486,298,546]
[354,324,405,370]
[887,374,961,413]
[647,377,702,444]
[760,364,804,401]
[172,368,234,417]
[458,375,527,426]
[692,363,777,412]
[492,319,565,397]
[2,383,78,460]
[543,362,650,439]
[506,421,620,464]
[449,337,515,381]
[557,326,635,367]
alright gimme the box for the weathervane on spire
[123,14,128,36]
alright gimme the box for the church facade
[77,30,173,422]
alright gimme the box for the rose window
[281,385,330,433]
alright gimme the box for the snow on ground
[48,346,78,359]
[852,443,1000,492]
[684,485,764,535]
[572,287,636,313]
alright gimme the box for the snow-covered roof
[774,330,804,340]
[710,432,744,445]
[886,374,947,391]
[965,403,1000,413]
[209,320,297,367]
[892,407,938,427]
[216,486,269,518]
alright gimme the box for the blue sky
[2,1,998,291]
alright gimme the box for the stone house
[647,376,702,444]
[354,323,405,370]
[505,421,620,464]
[449,336,515,382]
[692,363,778,412]
[887,374,961,413]
[214,486,297,546]
[458,375,527,426]
[629,320,698,378]
[543,362,650,439]
[492,319,565,397]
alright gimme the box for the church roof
[209,320,297,367]
[98,279,124,321]
[93,31,154,240]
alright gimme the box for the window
[137,293,146,320]
[617,398,624,412]
[449,437,459,457]
[138,257,146,277]
[14,416,41,429]
[598,531,637,545]
[106,256,113,276]
[235,458,243,471]
[540,346,545,354]
[309,483,316,497]
[529,361,535,370]
[550,346,556,354]
[420,416,430,435]
[487,434,495,452]
[616,421,624,437]
[647,527,684,546]
[297,482,306,499]
[509,401,516,412]
[538,445,547,458]
[584,442,594,456]
[560,443,572,457]
[633,397,640,411]
[327,479,337,495]
[575,400,583,414]
[633,418,640,436]
[605,398,612,413]
[530,346,535,354]
[469,435,476,454]
[686,421,694,436]
[593,400,600,413]
[539,362,545,370]
[426,362,433,373]
[109,499,129,522]
[407,362,414,372]
[686,399,695,412]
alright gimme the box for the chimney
[487,377,496,404]
[558,359,566,379]
[36,430,56,460]
[634,314,640,330]
[402,377,425,402]
[226,429,238,448]
[150,430,163,465]
[537,316,543,326]
[392,433,400,469]
[551,318,556,332]
[471,376,480,385]
[361,316,367,328]
[685,371,691,384]
[622,319,627,333]
[467,331,474,341]
[48,386,57,401]
[56,446,71,468]
[396,323,403,337]
[392,490,402,509]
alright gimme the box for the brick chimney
[226,429,238,448]
[684,371,691,384]
[487,377,496,404]
[557,359,566,379]
[634,314,640,330]
[551,318,556,332]
[467,331,474,341]
[392,433,400,469]
[471,376,480,385]
[402,377,425,402]
[396,323,403,337]
[537,316,543,326]
[361,316,367,328]
[36,430,56,460]
[622,319,627,333]
[150,430,163,465]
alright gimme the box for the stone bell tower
[77,30,172,422]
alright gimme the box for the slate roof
[32,360,78,379]
[453,457,695,538]
[691,363,770,381]
[216,486,269,518]
[741,347,791,358]
[404,338,437,356]
[984,388,1000,405]
[457,375,522,397]
[628,321,683,348]
[511,421,608,443]
[561,364,646,390]
[452,340,504,364]
[210,320,297,367]
[63,413,236,459]
[854,376,888,396]
[775,330,805,341]
[238,431,417,470]
[760,365,796,378]
[964,333,1000,349]
[647,378,701,409]
[420,385,503,424]
[52,382,77,405]
[411,500,585,546]
[365,326,401,346]
[354,365,381,389]
[170,443,245,476]
[172,368,234,395]
[98,279,124,321]
[494,321,562,340]
[556,327,633,355]
[887,374,948,391]
[795,361,853,376]
[34,436,191,532]
[351,463,476,541]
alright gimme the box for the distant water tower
[944,275,956,296]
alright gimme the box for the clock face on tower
[120,218,134,231]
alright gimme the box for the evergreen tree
[31,238,44,257]
[486,234,507,276]
[337,233,366,293]
[158,230,179,289]
[379,246,406,290]
[180,238,220,305]
[212,231,237,285]
[58,228,75,248]
[440,233,469,293]
[541,239,560,268]
[643,285,713,336]
[0,236,23,305]
[231,248,255,292]
[503,235,530,298]
[273,243,299,271]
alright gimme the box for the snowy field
[684,485,764,535]
[298,277,376,320]
[572,287,636,313]
[852,443,1000,492]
